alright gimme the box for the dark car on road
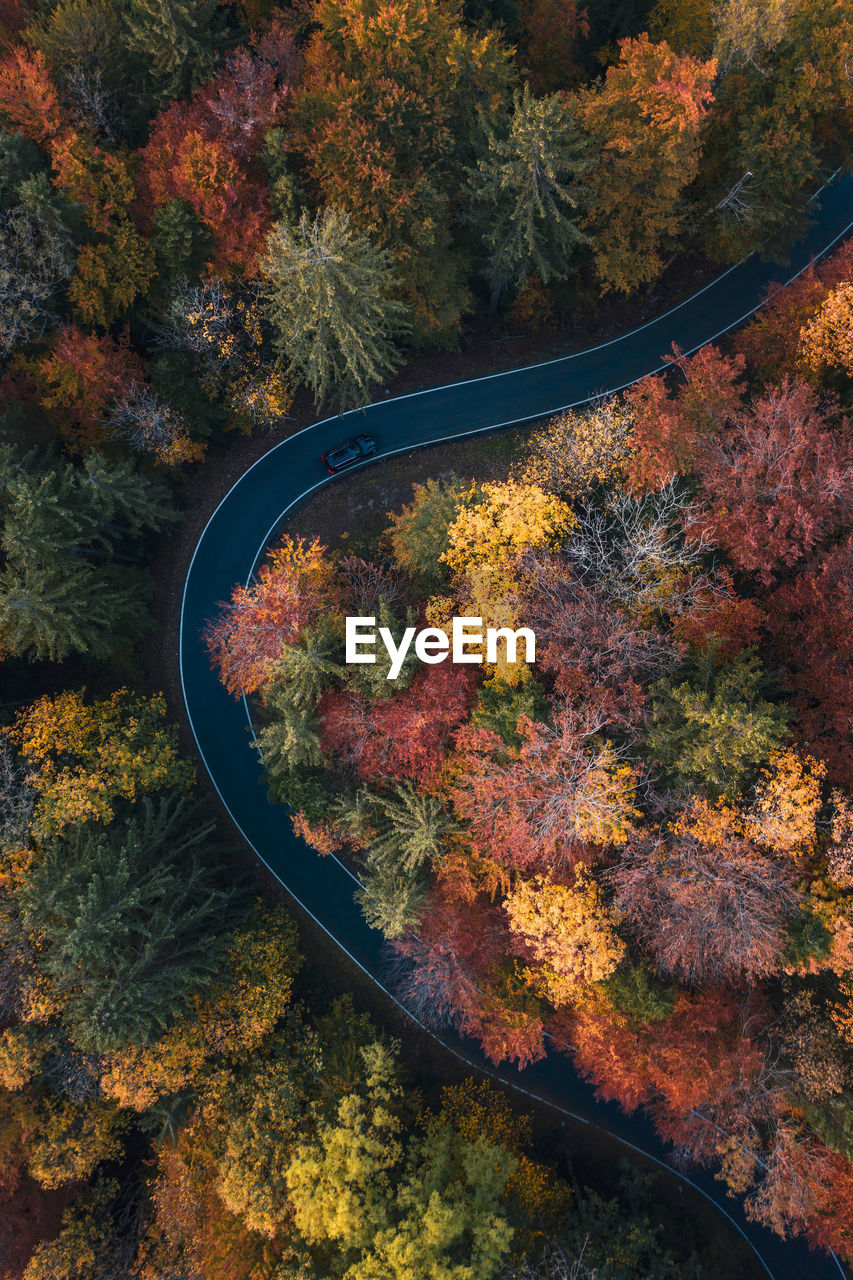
[321,434,377,473]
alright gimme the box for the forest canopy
[209,233,853,1265]
[2,0,853,1277]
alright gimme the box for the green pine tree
[150,198,213,291]
[78,450,178,535]
[346,784,454,940]
[276,616,345,710]
[124,0,237,105]
[0,448,176,661]
[349,600,419,698]
[366,784,456,877]
[356,863,429,939]
[467,84,592,302]
[386,475,470,592]
[261,208,410,413]
[257,691,325,775]
[0,560,151,662]
[19,796,244,1054]
[647,649,792,799]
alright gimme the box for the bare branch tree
[0,207,75,355]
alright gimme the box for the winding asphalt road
[181,171,853,1280]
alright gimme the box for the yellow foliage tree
[799,280,853,379]
[441,480,573,683]
[101,905,300,1110]
[50,131,155,329]
[69,224,156,329]
[746,749,826,857]
[831,978,853,1047]
[177,286,293,432]
[505,870,625,1005]
[515,399,632,498]
[285,1042,403,1250]
[442,481,574,578]
[433,1078,571,1244]
[10,690,193,836]
[28,1096,125,1190]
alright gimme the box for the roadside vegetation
[211,238,853,1266]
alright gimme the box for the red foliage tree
[670,567,765,661]
[32,325,144,451]
[390,887,545,1069]
[570,987,766,1120]
[691,378,853,585]
[205,536,338,697]
[318,663,476,787]
[136,35,297,275]
[800,1144,853,1263]
[608,807,797,986]
[451,702,637,873]
[734,236,853,384]
[0,45,62,144]
[623,344,746,495]
[767,537,853,785]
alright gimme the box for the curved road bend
[181,170,853,1280]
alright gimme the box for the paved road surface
[181,171,853,1280]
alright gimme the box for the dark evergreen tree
[467,84,592,302]
[0,560,151,662]
[125,0,237,106]
[0,448,177,661]
[18,796,245,1054]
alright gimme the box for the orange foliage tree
[205,535,340,697]
[623,344,746,495]
[30,325,144,452]
[136,37,297,276]
[0,45,62,144]
[570,986,771,1155]
[734,236,853,383]
[577,35,715,293]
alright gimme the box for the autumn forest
[2,0,853,1278]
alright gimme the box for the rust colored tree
[767,537,853,785]
[623,343,747,495]
[205,536,339,697]
[390,887,545,1069]
[319,663,477,787]
[609,802,799,986]
[451,703,639,873]
[137,35,297,275]
[691,378,853,585]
